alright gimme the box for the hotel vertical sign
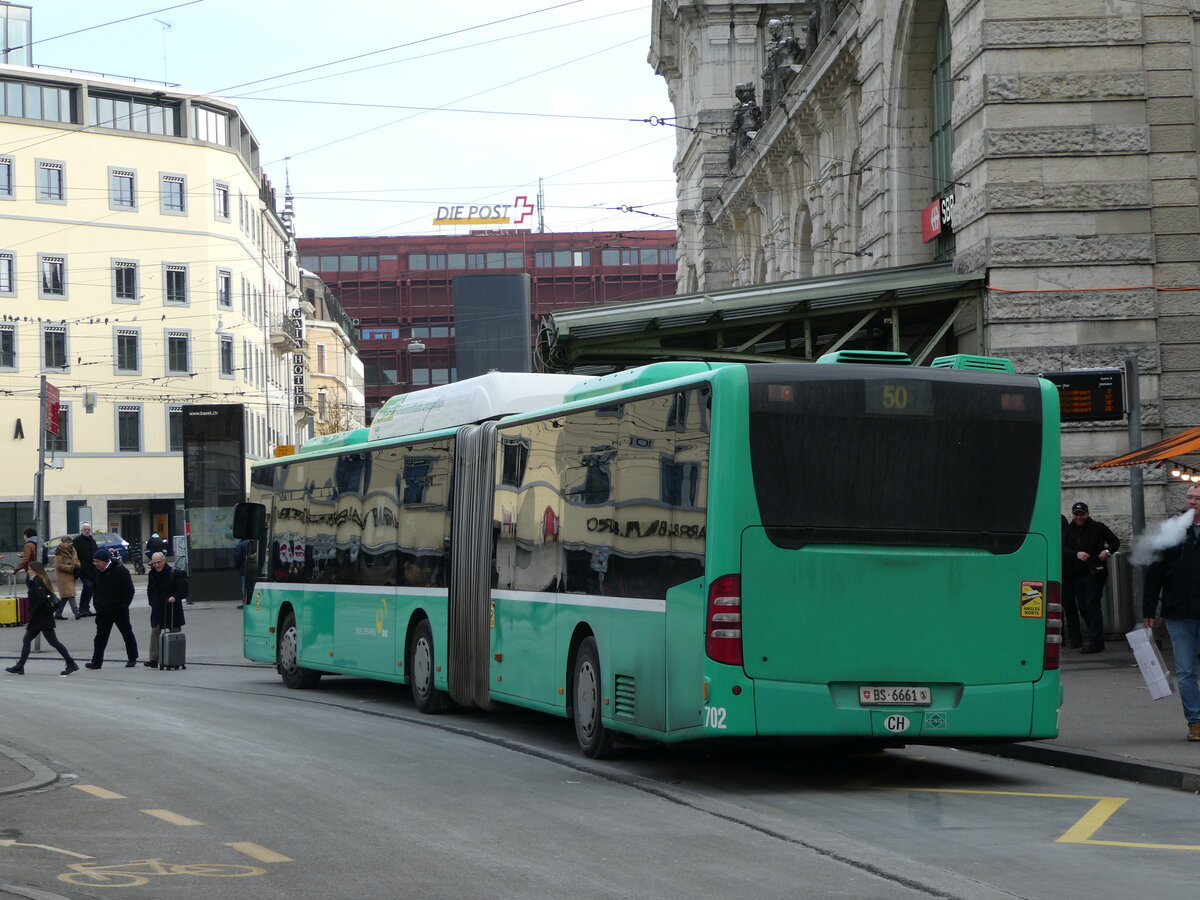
[290,307,306,409]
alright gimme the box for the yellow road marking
[0,839,93,859]
[225,842,294,863]
[140,809,204,826]
[72,784,126,799]
[870,786,1200,851]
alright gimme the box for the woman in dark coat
[5,561,78,676]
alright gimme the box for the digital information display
[1040,369,1124,422]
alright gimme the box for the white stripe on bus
[260,584,666,613]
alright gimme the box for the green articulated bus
[235,350,1063,757]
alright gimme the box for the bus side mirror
[233,502,266,540]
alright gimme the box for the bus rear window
[747,365,1043,552]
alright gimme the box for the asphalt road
[1,663,1198,899]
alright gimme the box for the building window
[192,105,228,145]
[166,330,190,374]
[1,80,74,123]
[0,251,14,296]
[36,159,64,203]
[115,328,140,374]
[216,268,232,308]
[219,334,234,377]
[214,182,230,221]
[316,343,327,372]
[38,254,65,299]
[113,260,138,302]
[90,92,179,135]
[0,324,14,370]
[168,406,183,452]
[42,324,67,370]
[108,168,135,210]
[164,264,188,304]
[0,157,12,198]
[929,6,956,262]
[317,389,328,423]
[45,404,69,453]
[160,173,186,215]
[117,405,141,453]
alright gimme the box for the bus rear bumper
[748,674,1062,741]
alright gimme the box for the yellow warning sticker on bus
[1020,580,1045,618]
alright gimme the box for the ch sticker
[1020,580,1045,618]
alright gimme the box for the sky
[22,0,680,239]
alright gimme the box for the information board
[1040,369,1124,422]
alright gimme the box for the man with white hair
[73,522,98,617]
[1144,486,1200,742]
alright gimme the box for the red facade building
[298,231,677,417]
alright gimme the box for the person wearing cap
[145,532,167,560]
[1062,501,1121,654]
[1142,484,1200,741]
[84,549,138,669]
[73,522,98,617]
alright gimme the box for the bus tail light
[706,574,743,666]
[1044,581,1062,670]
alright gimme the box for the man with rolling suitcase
[145,551,186,669]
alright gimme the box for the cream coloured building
[0,63,300,551]
[298,268,365,442]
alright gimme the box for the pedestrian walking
[73,523,98,617]
[53,536,82,619]
[144,552,186,669]
[84,551,138,669]
[4,562,79,676]
[1143,485,1200,742]
[1062,501,1121,653]
[1060,514,1079,648]
[12,527,38,584]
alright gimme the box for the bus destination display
[1040,369,1124,422]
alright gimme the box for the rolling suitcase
[159,601,186,670]
[0,596,20,626]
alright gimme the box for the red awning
[1089,426,1200,468]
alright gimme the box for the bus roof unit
[930,354,1016,373]
[564,361,730,403]
[816,350,914,366]
[368,372,590,442]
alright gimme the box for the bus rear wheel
[277,611,321,689]
[408,619,444,714]
[572,637,613,759]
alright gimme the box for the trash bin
[1103,550,1135,636]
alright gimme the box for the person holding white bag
[1143,486,1200,742]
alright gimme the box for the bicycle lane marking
[72,784,126,799]
[140,809,204,826]
[225,842,295,863]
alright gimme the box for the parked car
[55,532,130,561]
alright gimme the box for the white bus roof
[368,372,590,442]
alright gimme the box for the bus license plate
[859,686,931,706]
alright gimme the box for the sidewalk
[1,579,1198,793]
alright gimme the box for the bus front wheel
[408,619,444,714]
[572,637,613,759]
[277,611,321,689]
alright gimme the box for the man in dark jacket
[1062,501,1121,653]
[84,551,138,669]
[144,551,186,668]
[1143,485,1200,742]
[73,523,99,617]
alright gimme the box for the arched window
[929,5,955,261]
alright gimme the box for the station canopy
[536,262,985,373]
[1089,427,1200,469]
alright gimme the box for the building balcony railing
[269,314,300,349]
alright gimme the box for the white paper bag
[1125,626,1175,700]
